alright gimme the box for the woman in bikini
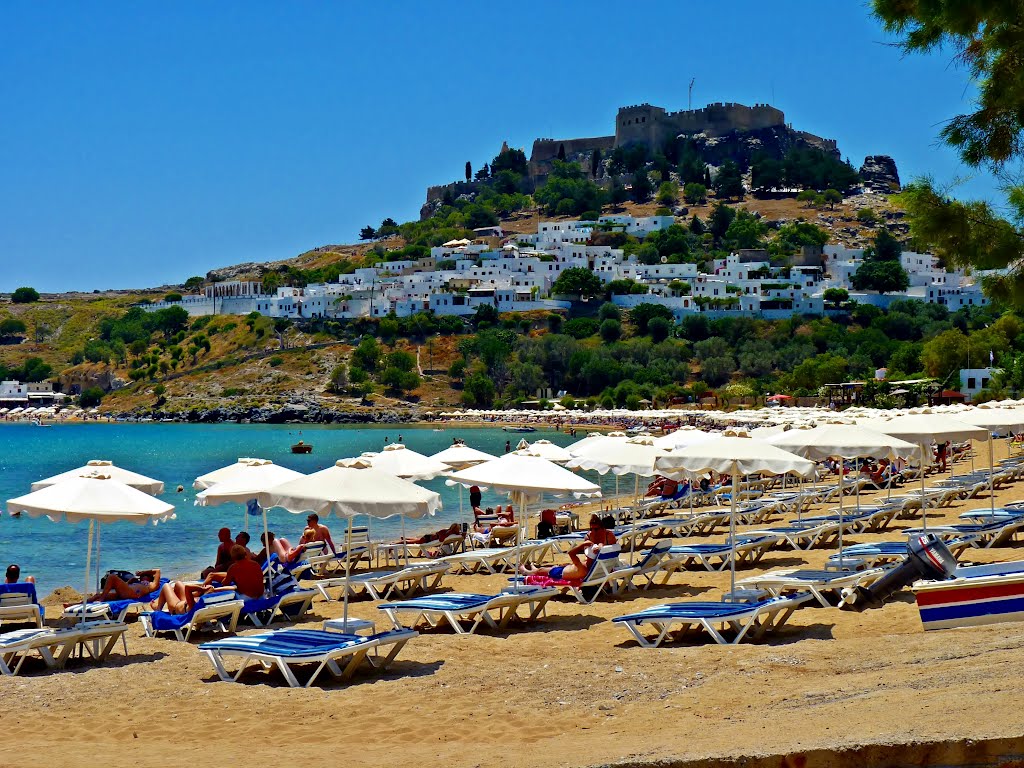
[88,568,161,602]
[518,515,616,580]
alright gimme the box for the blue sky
[0,1,991,292]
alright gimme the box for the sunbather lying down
[88,569,161,602]
[519,514,615,581]
[394,522,462,545]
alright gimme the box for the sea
[0,422,626,595]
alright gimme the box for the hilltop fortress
[529,101,838,182]
[424,101,842,212]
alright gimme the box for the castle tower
[615,104,667,148]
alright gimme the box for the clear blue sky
[0,1,990,292]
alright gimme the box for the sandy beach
[5,443,1024,768]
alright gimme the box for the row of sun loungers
[0,621,129,676]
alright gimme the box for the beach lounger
[62,579,170,622]
[625,540,676,588]
[667,534,780,573]
[737,567,887,607]
[199,628,418,688]
[612,594,813,647]
[0,621,130,675]
[523,545,639,604]
[904,517,1024,549]
[0,583,44,628]
[243,585,318,626]
[140,590,244,641]
[314,561,449,601]
[379,587,558,634]
[747,521,840,551]
[377,531,466,566]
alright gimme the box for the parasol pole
[989,433,996,515]
[836,454,845,562]
[260,500,273,594]
[920,442,928,533]
[342,516,353,629]
[728,461,738,597]
[82,519,94,624]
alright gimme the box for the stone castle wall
[615,102,785,147]
[529,135,616,181]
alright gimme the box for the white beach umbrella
[366,443,450,481]
[259,460,442,627]
[260,460,442,520]
[430,443,498,524]
[652,428,716,452]
[566,435,669,562]
[769,423,920,546]
[7,474,176,619]
[430,444,497,469]
[448,451,601,588]
[446,451,602,500]
[32,459,165,496]
[655,434,814,595]
[193,458,301,491]
[516,439,572,463]
[957,409,1024,434]
[566,435,667,477]
[861,413,993,513]
[195,460,307,592]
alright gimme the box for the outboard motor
[848,534,958,610]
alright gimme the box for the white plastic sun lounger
[0,621,130,675]
[140,591,244,641]
[439,547,519,574]
[667,534,780,573]
[0,585,44,628]
[736,567,887,607]
[314,561,449,601]
[199,628,418,688]
[747,521,840,551]
[379,587,559,634]
[612,594,813,647]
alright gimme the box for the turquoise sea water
[0,423,622,594]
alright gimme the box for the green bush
[269,356,285,367]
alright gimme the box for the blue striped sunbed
[140,590,244,641]
[612,595,812,647]
[198,628,418,687]
[379,588,558,634]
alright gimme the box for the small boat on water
[30,419,51,428]
[503,426,536,433]
[291,440,313,454]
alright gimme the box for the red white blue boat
[914,560,1024,631]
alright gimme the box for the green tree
[871,1,1024,301]
[857,208,878,225]
[648,316,672,343]
[656,181,679,206]
[922,328,969,380]
[11,287,39,303]
[359,225,377,241]
[796,189,819,208]
[463,371,496,407]
[599,318,622,343]
[822,288,849,308]
[708,203,736,241]
[328,364,348,394]
[164,292,182,302]
[551,267,602,299]
[723,209,766,249]
[630,170,653,203]
[184,276,204,291]
[80,386,104,408]
[598,302,621,321]
[629,303,675,335]
[0,318,26,338]
[683,182,707,204]
[465,161,472,181]
[700,356,735,386]
[352,336,381,372]
[591,147,602,178]
[823,189,843,210]
[713,160,744,200]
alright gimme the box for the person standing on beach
[505,440,511,453]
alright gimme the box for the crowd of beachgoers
[5,401,1024,765]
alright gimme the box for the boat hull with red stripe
[914,560,1024,630]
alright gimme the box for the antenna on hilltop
[688,78,695,110]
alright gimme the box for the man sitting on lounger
[203,545,265,599]
[298,513,336,555]
[88,569,161,602]
[5,564,34,585]
[518,514,615,581]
